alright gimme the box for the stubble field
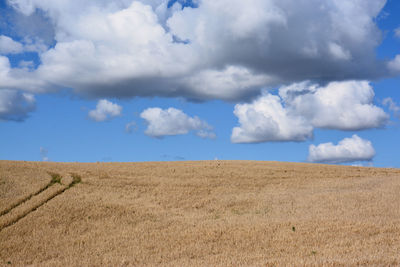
[1,160,400,266]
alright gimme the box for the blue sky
[0,0,399,167]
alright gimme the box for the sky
[0,0,399,167]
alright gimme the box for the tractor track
[0,174,79,231]
[0,179,57,217]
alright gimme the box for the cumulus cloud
[140,107,215,138]
[180,66,274,101]
[232,81,388,143]
[280,81,388,131]
[88,99,122,122]
[308,135,375,163]
[0,0,394,101]
[0,56,47,93]
[0,35,24,54]
[0,34,48,56]
[0,89,36,121]
[231,94,313,143]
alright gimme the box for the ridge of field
[1,160,400,266]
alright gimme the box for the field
[1,160,400,266]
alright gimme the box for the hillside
[1,160,400,266]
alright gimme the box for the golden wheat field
[1,160,400,266]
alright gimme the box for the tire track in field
[0,174,60,217]
[0,174,81,231]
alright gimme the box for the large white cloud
[0,89,36,121]
[167,0,387,82]
[308,135,375,163]
[232,81,388,143]
[88,99,122,122]
[140,107,215,138]
[1,0,394,101]
[280,81,388,131]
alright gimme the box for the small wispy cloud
[382,97,400,118]
[125,121,137,134]
[40,147,49,161]
[161,154,185,161]
[394,27,400,39]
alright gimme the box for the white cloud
[231,94,313,143]
[22,37,49,53]
[140,107,215,138]
[308,135,375,163]
[180,65,274,101]
[280,81,388,131]
[0,35,48,56]
[0,89,36,121]
[232,81,388,143]
[0,35,24,54]
[0,56,47,93]
[88,99,122,122]
[1,0,392,101]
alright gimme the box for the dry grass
[1,160,400,266]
